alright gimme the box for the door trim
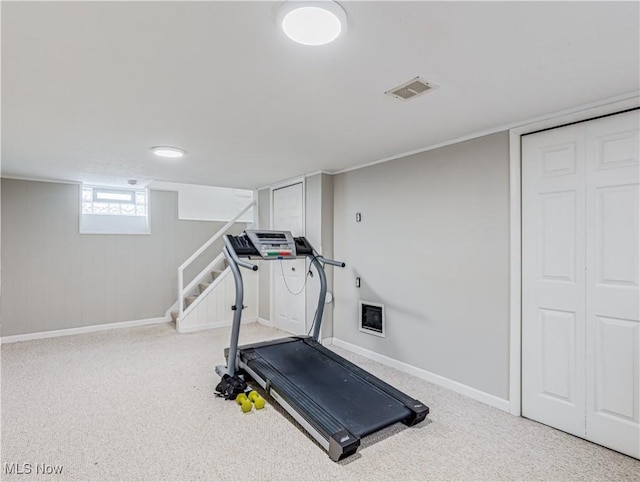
[269,177,306,333]
[508,97,640,416]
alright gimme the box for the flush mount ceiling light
[151,146,185,158]
[279,1,347,46]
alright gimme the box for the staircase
[172,200,258,333]
[187,267,226,308]
[170,262,227,323]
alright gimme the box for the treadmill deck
[242,338,412,437]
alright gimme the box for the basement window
[80,186,150,235]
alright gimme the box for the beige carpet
[1,322,638,481]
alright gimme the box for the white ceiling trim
[0,175,82,186]
[331,90,640,176]
[256,170,334,192]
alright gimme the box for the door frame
[508,95,640,416]
[269,177,306,333]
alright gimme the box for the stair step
[177,264,228,315]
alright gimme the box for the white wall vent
[385,77,438,101]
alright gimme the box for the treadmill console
[245,230,297,259]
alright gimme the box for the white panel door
[272,182,306,335]
[585,111,640,458]
[522,123,587,437]
[522,109,640,459]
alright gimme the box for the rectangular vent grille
[385,77,438,101]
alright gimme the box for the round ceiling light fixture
[279,1,347,46]
[151,146,185,158]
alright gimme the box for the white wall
[332,132,511,399]
[149,181,253,222]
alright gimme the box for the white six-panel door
[522,110,639,459]
[584,113,639,457]
[522,123,587,438]
[272,182,306,335]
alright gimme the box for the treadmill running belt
[253,340,411,437]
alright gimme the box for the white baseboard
[1,317,170,344]
[331,338,510,413]
[257,317,274,327]
[177,317,257,334]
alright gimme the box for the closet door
[522,109,640,459]
[522,123,587,438]
[272,182,306,335]
[585,111,639,458]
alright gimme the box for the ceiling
[2,1,639,190]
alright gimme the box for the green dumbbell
[236,393,252,412]
[248,390,266,410]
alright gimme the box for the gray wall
[257,187,271,320]
[333,132,510,399]
[305,174,335,339]
[1,179,243,336]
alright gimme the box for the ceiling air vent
[385,77,438,101]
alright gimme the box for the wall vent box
[359,301,385,337]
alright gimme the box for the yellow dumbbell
[248,390,266,410]
[236,393,252,412]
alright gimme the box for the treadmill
[216,230,429,461]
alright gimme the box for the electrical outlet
[356,277,361,288]
[356,212,361,222]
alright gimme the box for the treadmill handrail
[222,245,244,376]
[224,235,258,271]
[316,256,346,268]
[309,254,328,341]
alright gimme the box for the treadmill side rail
[239,352,361,461]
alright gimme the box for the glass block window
[82,187,147,217]
[80,186,150,235]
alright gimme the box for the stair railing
[177,200,256,319]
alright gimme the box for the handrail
[178,199,256,317]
